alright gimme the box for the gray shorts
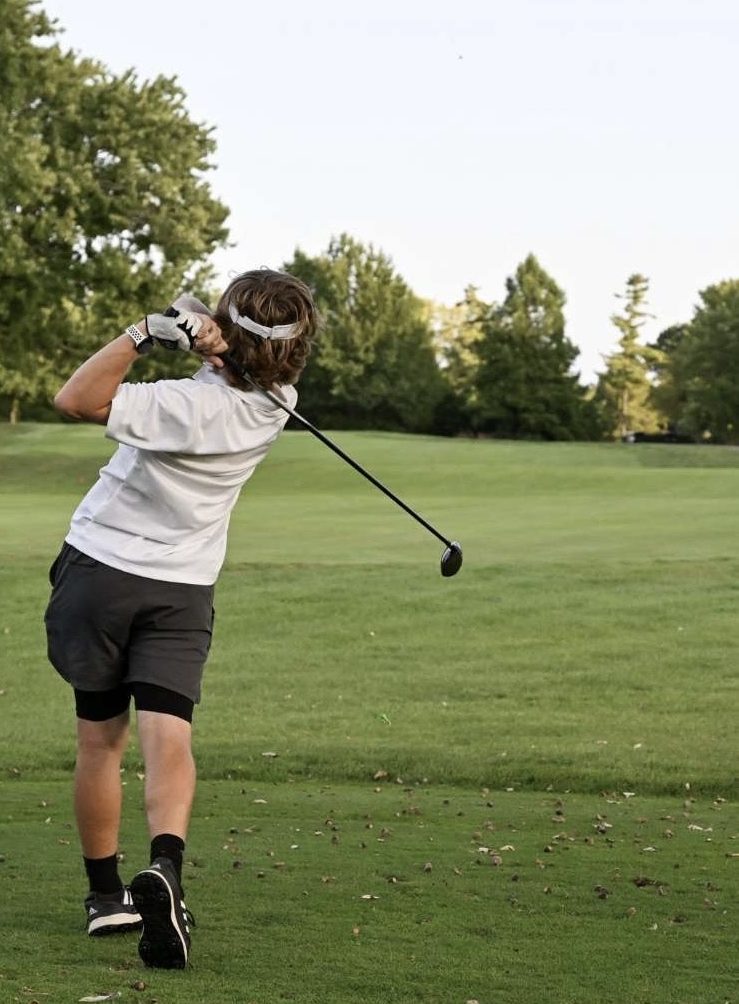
[45,543,215,703]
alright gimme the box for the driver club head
[440,541,463,577]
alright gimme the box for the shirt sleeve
[106,379,290,455]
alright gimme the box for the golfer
[45,269,318,969]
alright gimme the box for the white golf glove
[125,296,214,355]
[145,307,204,352]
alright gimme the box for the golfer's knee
[137,709,193,762]
[76,717,130,758]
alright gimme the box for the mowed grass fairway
[0,424,737,1004]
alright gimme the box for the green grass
[0,425,737,1003]
[1,780,736,1004]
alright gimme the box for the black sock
[150,833,185,882]
[83,853,123,896]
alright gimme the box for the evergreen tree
[648,323,691,434]
[471,255,598,440]
[429,286,488,433]
[595,274,664,439]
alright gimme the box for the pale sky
[43,0,739,382]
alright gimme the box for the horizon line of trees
[285,240,739,444]
[3,0,739,444]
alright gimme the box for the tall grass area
[0,425,736,1003]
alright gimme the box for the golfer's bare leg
[75,712,130,858]
[136,710,195,840]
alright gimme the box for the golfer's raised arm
[54,330,142,424]
[54,310,228,424]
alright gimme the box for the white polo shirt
[65,365,296,585]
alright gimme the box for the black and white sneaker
[130,857,193,969]
[85,886,143,936]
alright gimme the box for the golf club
[219,352,463,577]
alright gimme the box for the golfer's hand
[145,308,203,351]
[192,316,229,368]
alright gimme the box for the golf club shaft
[219,353,454,549]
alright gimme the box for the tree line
[3,1,739,443]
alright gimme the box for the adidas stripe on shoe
[85,887,143,936]
[130,857,193,969]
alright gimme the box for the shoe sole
[130,870,188,969]
[88,917,143,937]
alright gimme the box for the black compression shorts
[74,682,194,723]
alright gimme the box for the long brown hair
[213,269,318,390]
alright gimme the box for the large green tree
[0,0,229,421]
[284,235,445,431]
[595,274,663,439]
[662,282,739,443]
[471,255,599,440]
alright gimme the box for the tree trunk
[9,397,20,425]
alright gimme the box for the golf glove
[145,307,204,351]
